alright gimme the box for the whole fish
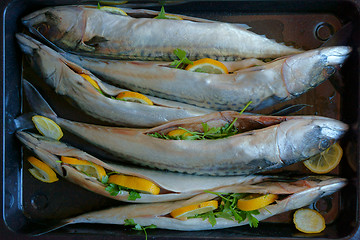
[16,33,214,127]
[61,45,351,111]
[42,176,347,232]
[21,80,348,175]
[22,5,302,61]
[17,131,269,203]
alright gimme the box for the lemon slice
[303,143,343,174]
[237,194,278,211]
[99,6,127,15]
[108,174,160,195]
[61,156,106,181]
[116,91,154,105]
[170,200,218,219]
[168,129,192,138]
[80,73,101,91]
[28,156,59,183]
[185,58,229,74]
[32,115,63,140]
[293,209,325,233]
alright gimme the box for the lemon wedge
[171,200,218,219]
[303,143,343,174]
[108,174,160,195]
[116,91,154,105]
[99,6,127,15]
[61,156,107,181]
[293,209,325,233]
[32,115,63,140]
[237,194,278,211]
[28,156,59,183]
[185,58,229,74]
[167,129,192,138]
[79,73,101,91]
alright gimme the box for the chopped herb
[154,6,169,19]
[124,219,157,240]
[101,175,109,184]
[170,48,193,69]
[148,101,252,140]
[128,190,141,201]
[192,191,260,228]
[56,160,62,163]
[97,2,101,9]
[104,182,141,200]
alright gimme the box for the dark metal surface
[2,0,360,239]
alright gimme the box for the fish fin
[84,36,108,47]
[13,113,37,132]
[77,42,96,52]
[28,219,72,236]
[268,104,313,116]
[23,79,58,118]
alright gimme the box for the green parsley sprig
[154,6,170,19]
[170,48,193,69]
[148,101,252,140]
[193,191,260,228]
[124,219,157,240]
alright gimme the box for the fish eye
[319,138,331,151]
[36,23,50,35]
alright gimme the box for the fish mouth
[320,46,352,65]
[22,7,49,25]
[16,33,39,56]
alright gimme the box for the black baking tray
[2,0,360,239]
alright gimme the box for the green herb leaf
[97,2,101,9]
[154,6,169,19]
[101,175,109,184]
[133,224,142,231]
[170,48,193,69]
[124,219,136,225]
[124,219,156,240]
[199,191,260,228]
[128,190,141,201]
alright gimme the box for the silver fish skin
[22,83,348,175]
[17,131,268,203]
[62,176,347,231]
[22,5,302,61]
[61,46,352,111]
[16,33,214,127]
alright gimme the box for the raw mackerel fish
[22,5,302,61]
[17,33,214,127]
[21,80,348,176]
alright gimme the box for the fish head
[276,117,348,165]
[282,46,352,96]
[22,6,84,48]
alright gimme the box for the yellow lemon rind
[237,193,278,211]
[108,174,160,195]
[303,143,343,174]
[28,156,59,183]
[170,200,218,219]
[116,91,154,105]
[61,156,106,181]
[185,58,229,74]
[32,115,63,140]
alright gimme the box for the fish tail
[23,79,58,118]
